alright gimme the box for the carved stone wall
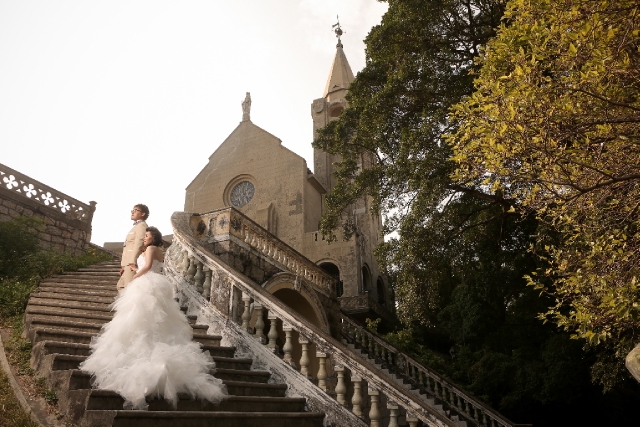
[0,164,96,255]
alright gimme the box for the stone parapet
[187,207,336,297]
[0,163,96,255]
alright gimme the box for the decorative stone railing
[191,208,336,297]
[340,293,395,319]
[168,211,521,427]
[340,316,525,427]
[0,162,95,223]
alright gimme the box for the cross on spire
[332,16,344,48]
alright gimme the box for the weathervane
[332,16,344,48]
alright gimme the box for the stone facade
[0,163,95,256]
[184,43,391,324]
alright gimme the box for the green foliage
[0,216,112,318]
[313,0,640,423]
[449,0,640,363]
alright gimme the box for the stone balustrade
[166,211,514,427]
[0,163,95,223]
[190,208,336,297]
[340,316,519,427]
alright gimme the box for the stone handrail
[192,208,336,297]
[0,162,96,223]
[168,211,504,427]
[340,316,523,427]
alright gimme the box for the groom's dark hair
[135,204,149,219]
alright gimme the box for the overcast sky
[0,0,387,245]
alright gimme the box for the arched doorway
[319,261,342,297]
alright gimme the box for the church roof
[323,43,355,97]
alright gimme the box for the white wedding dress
[79,254,227,410]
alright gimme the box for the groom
[116,204,149,291]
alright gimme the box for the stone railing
[169,211,494,427]
[0,163,95,223]
[191,208,336,297]
[340,316,526,427]
[340,293,395,319]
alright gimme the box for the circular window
[230,181,255,207]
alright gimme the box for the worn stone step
[83,410,325,427]
[61,271,120,277]
[33,291,115,305]
[210,356,253,371]
[192,331,222,347]
[46,346,239,372]
[38,285,117,298]
[32,328,96,345]
[222,381,287,398]
[41,277,119,285]
[214,368,270,383]
[85,390,305,412]
[27,318,103,341]
[28,298,113,313]
[25,308,112,328]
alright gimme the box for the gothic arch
[262,272,329,333]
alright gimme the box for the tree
[449,0,640,366]
[314,0,507,325]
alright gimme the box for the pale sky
[0,0,388,245]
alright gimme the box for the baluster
[406,415,419,427]
[194,261,204,293]
[281,325,295,366]
[240,293,251,331]
[418,369,425,388]
[368,387,381,427]
[360,330,367,350]
[316,352,327,391]
[253,304,265,343]
[181,252,190,274]
[202,266,212,298]
[368,335,375,355]
[334,365,346,406]
[353,328,360,345]
[186,256,196,281]
[351,375,363,418]
[381,347,388,365]
[387,404,399,427]
[299,338,310,378]
[267,313,278,352]
[387,350,394,366]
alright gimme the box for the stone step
[223,381,287,398]
[61,271,121,277]
[38,285,117,298]
[28,298,113,313]
[33,291,115,305]
[26,306,113,324]
[83,410,325,427]
[85,390,306,412]
[30,322,220,348]
[47,347,241,372]
[214,368,271,383]
[41,277,119,285]
[65,369,278,394]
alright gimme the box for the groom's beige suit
[116,220,147,290]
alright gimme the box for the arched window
[319,262,343,297]
[377,277,386,305]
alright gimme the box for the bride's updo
[143,226,163,250]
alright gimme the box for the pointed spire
[323,18,355,98]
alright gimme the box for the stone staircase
[24,260,325,427]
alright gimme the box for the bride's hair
[142,226,163,251]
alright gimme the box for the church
[184,34,393,325]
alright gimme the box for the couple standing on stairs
[79,204,227,410]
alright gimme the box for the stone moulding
[189,207,336,298]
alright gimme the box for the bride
[79,226,227,410]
